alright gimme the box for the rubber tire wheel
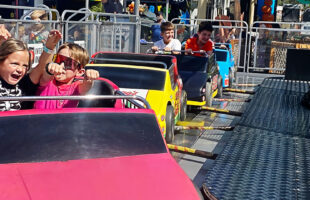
[229,68,234,88]
[205,81,213,107]
[216,75,223,98]
[180,91,187,121]
[165,105,175,143]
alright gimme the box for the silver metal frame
[248,21,310,73]
[0,95,151,109]
[61,9,140,55]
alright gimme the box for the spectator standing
[29,10,50,44]
[151,12,165,42]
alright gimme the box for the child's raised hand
[45,30,62,50]
[0,24,11,44]
[46,63,65,76]
[84,69,99,82]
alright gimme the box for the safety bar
[148,49,209,57]
[0,95,151,109]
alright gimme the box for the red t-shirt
[185,37,214,56]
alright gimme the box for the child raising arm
[34,43,99,109]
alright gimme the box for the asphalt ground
[171,72,284,188]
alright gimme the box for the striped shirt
[0,80,22,111]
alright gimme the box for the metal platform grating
[260,78,310,93]
[203,78,310,199]
[239,79,310,138]
[204,126,310,200]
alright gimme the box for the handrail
[61,9,139,22]
[171,18,249,28]
[0,95,151,109]
[0,4,60,20]
[20,4,53,20]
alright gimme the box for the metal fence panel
[0,5,60,69]
[62,10,140,56]
[248,21,310,74]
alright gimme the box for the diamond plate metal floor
[203,78,310,200]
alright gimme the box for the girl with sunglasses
[34,43,99,109]
[0,30,62,111]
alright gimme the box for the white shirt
[154,39,182,50]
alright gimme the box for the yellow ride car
[87,52,187,143]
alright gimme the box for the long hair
[0,38,31,70]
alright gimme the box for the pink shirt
[34,79,81,109]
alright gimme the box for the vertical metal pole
[85,0,89,10]
[249,0,255,27]
[246,24,252,73]
[134,0,140,53]
[134,0,140,16]
[15,0,19,19]
[198,0,207,20]
[243,23,249,73]
[166,0,169,21]
[119,23,123,52]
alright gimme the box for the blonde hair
[31,10,48,20]
[57,43,89,67]
[0,38,30,70]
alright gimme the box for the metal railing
[248,21,310,74]
[61,9,140,55]
[0,95,151,109]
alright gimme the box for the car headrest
[78,79,116,108]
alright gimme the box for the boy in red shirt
[185,22,214,56]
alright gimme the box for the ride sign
[28,43,43,69]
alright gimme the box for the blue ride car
[214,43,235,88]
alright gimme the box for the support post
[249,0,255,26]
[198,0,207,20]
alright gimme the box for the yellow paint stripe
[176,121,205,127]
[167,144,196,154]
[187,100,206,106]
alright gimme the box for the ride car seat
[78,78,116,108]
